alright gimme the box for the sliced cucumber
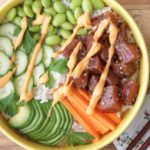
[30,48,43,66]
[15,50,28,76]
[43,45,54,68]
[0,81,14,99]
[33,63,45,85]
[0,23,17,42]
[9,105,31,128]
[0,36,13,57]
[14,73,33,96]
[0,52,11,76]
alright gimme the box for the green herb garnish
[66,131,94,146]
[13,26,21,36]
[23,31,36,54]
[0,93,18,117]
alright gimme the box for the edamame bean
[41,0,51,8]
[82,0,93,13]
[91,0,105,10]
[60,39,66,46]
[6,8,17,21]
[24,0,33,6]
[29,26,40,32]
[13,16,22,26]
[52,14,66,27]
[32,1,42,13]
[23,4,34,18]
[17,7,25,17]
[70,0,82,10]
[61,22,73,30]
[48,28,57,36]
[48,25,55,33]
[44,7,56,16]
[59,28,71,39]
[33,33,40,41]
[54,1,66,13]
[66,10,76,25]
[74,7,83,19]
[45,35,61,46]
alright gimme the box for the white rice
[72,121,85,132]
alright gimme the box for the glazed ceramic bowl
[0,0,149,149]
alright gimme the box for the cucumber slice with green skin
[9,105,31,128]
[43,45,54,68]
[0,81,14,99]
[13,73,33,96]
[0,52,11,76]
[17,102,35,129]
[0,23,17,42]
[20,101,39,133]
[0,36,13,57]
[39,103,73,145]
[25,101,46,135]
[29,103,56,140]
[15,50,28,76]
[30,48,43,66]
[33,63,45,85]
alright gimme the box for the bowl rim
[0,0,149,150]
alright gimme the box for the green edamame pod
[59,28,71,39]
[45,35,61,46]
[70,0,82,10]
[91,0,105,10]
[44,7,56,16]
[41,0,51,8]
[13,16,22,26]
[17,7,25,17]
[74,7,83,19]
[29,26,40,32]
[53,1,66,13]
[61,22,73,30]
[32,1,42,13]
[33,33,40,41]
[82,0,93,13]
[23,4,34,18]
[6,8,17,21]
[52,14,66,27]
[24,0,33,6]
[66,10,76,25]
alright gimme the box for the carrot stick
[105,113,121,124]
[76,88,121,125]
[71,89,116,131]
[66,97,109,134]
[61,99,100,142]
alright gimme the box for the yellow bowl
[0,0,149,149]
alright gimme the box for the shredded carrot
[70,89,116,131]
[61,99,100,142]
[76,89,121,125]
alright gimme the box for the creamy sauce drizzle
[87,23,119,115]
[32,11,45,26]
[54,12,91,57]
[0,67,16,88]
[14,17,27,50]
[20,17,51,102]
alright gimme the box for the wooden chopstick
[139,137,150,150]
[127,120,150,150]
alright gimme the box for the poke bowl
[0,0,149,150]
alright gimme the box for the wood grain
[0,0,150,150]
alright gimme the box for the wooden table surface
[0,0,150,150]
